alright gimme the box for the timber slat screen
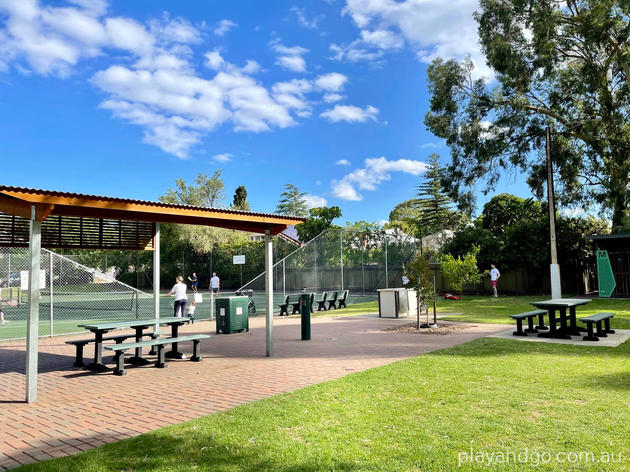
[0,213,155,250]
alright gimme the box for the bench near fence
[105,334,211,375]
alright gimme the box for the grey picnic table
[529,298,592,339]
[78,316,190,372]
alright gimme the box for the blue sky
[0,0,533,224]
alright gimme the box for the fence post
[340,231,344,290]
[282,259,286,296]
[385,235,389,288]
[49,253,54,337]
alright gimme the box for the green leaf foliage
[441,246,485,298]
[276,184,308,217]
[296,206,342,242]
[425,0,630,231]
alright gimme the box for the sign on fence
[20,270,46,290]
[233,255,245,265]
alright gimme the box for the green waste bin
[300,293,313,341]
[216,296,249,334]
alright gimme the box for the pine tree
[276,184,308,217]
[231,185,250,211]
[416,154,455,235]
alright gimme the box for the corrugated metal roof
[0,185,305,222]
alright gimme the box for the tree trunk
[611,183,630,232]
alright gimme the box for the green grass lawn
[17,337,630,471]
[302,295,630,330]
[437,295,630,329]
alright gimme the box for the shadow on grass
[16,429,364,472]
[583,372,630,391]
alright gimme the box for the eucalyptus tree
[425,0,630,231]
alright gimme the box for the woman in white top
[166,275,188,317]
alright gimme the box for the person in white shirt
[166,275,188,317]
[210,272,220,293]
[187,300,196,324]
[490,264,501,298]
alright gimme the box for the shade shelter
[0,186,304,403]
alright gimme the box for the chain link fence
[0,247,154,341]
[239,228,418,305]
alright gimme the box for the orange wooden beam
[0,189,303,231]
[0,193,53,221]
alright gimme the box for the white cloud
[360,29,404,50]
[272,79,313,116]
[212,153,232,163]
[0,1,362,158]
[105,17,155,55]
[241,60,261,74]
[336,159,351,166]
[291,6,324,30]
[270,39,309,72]
[320,104,378,123]
[331,180,362,201]
[213,19,237,36]
[276,55,306,73]
[323,93,344,103]
[303,194,328,209]
[338,0,491,77]
[204,50,225,70]
[419,142,442,149]
[315,72,348,92]
[331,156,429,201]
[149,14,201,45]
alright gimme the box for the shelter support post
[26,206,41,403]
[153,223,160,332]
[265,229,273,357]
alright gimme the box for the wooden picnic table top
[78,317,190,331]
[530,298,592,308]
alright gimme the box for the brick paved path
[0,314,506,469]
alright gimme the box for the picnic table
[530,298,592,339]
[78,317,190,371]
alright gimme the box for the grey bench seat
[579,312,614,341]
[66,332,161,368]
[510,310,548,336]
[104,334,211,375]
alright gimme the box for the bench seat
[510,309,548,336]
[579,312,614,341]
[66,332,162,367]
[104,334,210,375]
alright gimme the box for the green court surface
[0,290,377,341]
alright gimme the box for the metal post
[314,239,318,293]
[49,254,54,337]
[153,223,160,332]
[265,229,274,357]
[362,235,365,294]
[385,235,389,288]
[340,230,344,291]
[282,259,286,296]
[546,126,562,299]
[26,206,41,403]
[7,253,11,306]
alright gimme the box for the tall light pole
[546,125,562,299]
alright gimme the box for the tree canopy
[425,0,630,231]
[231,185,250,211]
[296,206,342,242]
[276,184,308,217]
